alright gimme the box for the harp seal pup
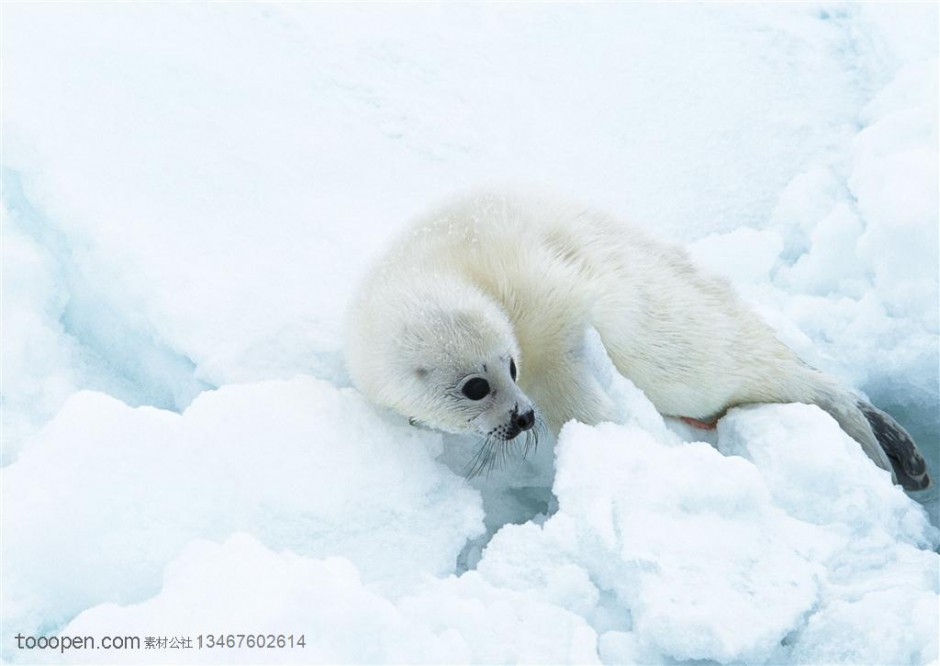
[344,190,930,490]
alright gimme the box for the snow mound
[2,379,483,653]
[47,533,598,665]
[475,403,937,665]
[21,384,938,665]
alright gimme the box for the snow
[2,3,938,665]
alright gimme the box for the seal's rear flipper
[858,401,931,491]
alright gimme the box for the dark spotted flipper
[858,401,931,491]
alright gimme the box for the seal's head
[346,278,537,446]
[395,305,536,441]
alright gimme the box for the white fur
[345,190,899,476]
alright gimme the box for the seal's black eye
[461,378,490,400]
[509,358,517,381]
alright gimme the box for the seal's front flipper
[858,400,931,491]
[680,416,718,430]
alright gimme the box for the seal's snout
[500,407,537,441]
[512,409,535,433]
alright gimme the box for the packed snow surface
[2,3,938,664]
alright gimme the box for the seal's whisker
[523,417,545,460]
[463,437,492,479]
[497,436,513,471]
[465,414,547,478]
[465,435,509,479]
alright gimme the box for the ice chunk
[2,379,483,653]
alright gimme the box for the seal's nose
[513,409,535,432]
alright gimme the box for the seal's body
[345,191,930,490]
